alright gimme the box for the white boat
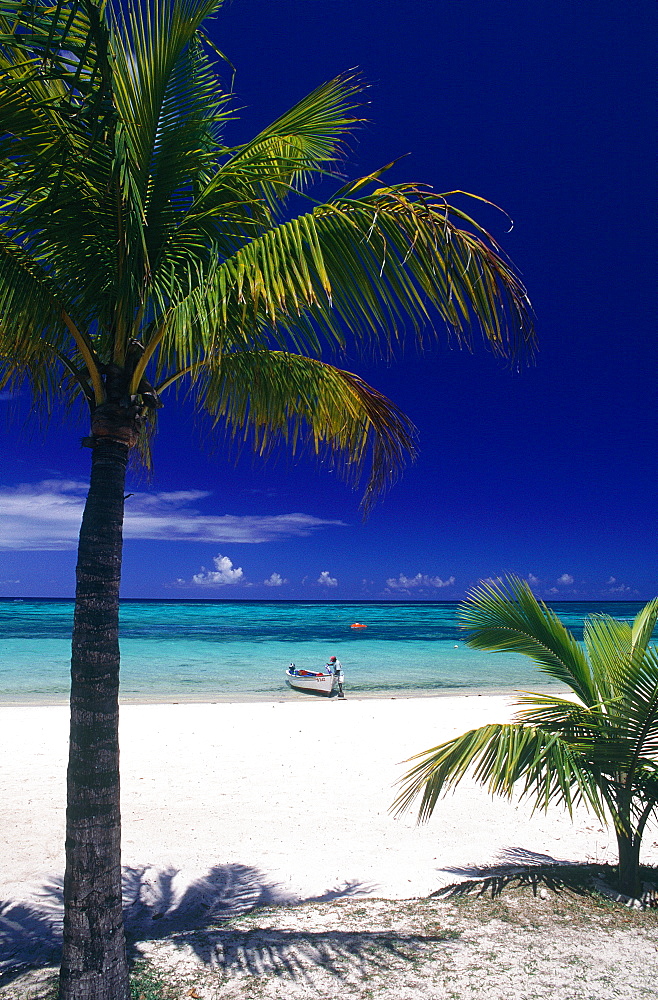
[286,664,336,696]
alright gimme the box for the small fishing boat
[286,664,336,696]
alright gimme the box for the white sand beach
[4,693,653,919]
[4,694,658,995]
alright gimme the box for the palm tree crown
[395,576,658,899]
[1,0,534,508]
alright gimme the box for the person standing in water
[328,655,344,698]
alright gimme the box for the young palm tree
[0,1,534,996]
[395,576,658,900]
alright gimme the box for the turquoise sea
[0,599,650,705]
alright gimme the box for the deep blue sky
[1,0,655,600]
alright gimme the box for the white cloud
[557,573,574,585]
[385,573,455,592]
[0,481,345,550]
[192,554,244,587]
[317,570,338,587]
[606,576,633,594]
[264,572,286,587]
[0,480,89,550]
[527,573,540,586]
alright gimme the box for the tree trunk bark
[59,437,131,1000]
[615,828,642,900]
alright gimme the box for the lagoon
[0,599,647,704]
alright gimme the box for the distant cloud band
[0,481,345,550]
[385,572,455,593]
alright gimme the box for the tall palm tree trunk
[60,436,131,1000]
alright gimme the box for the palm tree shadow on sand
[0,863,299,985]
[433,847,658,905]
[8,851,655,989]
[1,863,454,988]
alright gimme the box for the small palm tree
[395,576,658,899]
[1,2,534,996]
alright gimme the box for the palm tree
[395,576,658,900]
[0,1,534,996]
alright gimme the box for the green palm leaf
[192,350,417,512]
[458,576,594,703]
[616,645,658,766]
[149,182,535,385]
[394,723,606,823]
[631,598,658,655]
[582,615,631,700]
[198,72,365,214]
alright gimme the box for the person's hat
[329,656,336,661]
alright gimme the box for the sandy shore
[4,695,658,991]
[5,694,653,916]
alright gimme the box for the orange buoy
[350,622,367,628]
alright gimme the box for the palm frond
[0,0,113,200]
[615,645,658,771]
[319,184,535,355]
[109,0,231,252]
[513,691,651,786]
[514,691,610,738]
[632,598,658,656]
[394,723,606,824]
[108,0,225,191]
[583,615,631,701]
[0,235,105,402]
[458,576,594,704]
[194,71,365,215]
[148,182,535,381]
[187,350,417,512]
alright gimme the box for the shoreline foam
[0,682,565,708]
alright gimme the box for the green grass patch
[130,961,180,1000]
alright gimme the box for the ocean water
[0,599,649,705]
